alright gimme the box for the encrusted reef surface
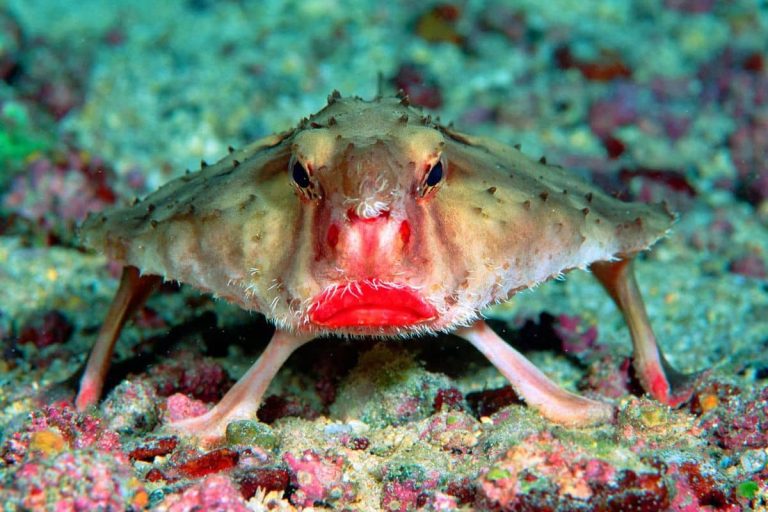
[1,1,768,510]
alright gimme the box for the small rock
[102,378,159,434]
[739,449,767,474]
[225,420,277,449]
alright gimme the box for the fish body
[76,93,694,443]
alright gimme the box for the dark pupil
[426,161,443,187]
[292,161,311,188]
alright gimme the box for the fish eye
[425,161,443,187]
[292,160,311,188]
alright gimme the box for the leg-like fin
[169,329,313,446]
[456,320,614,426]
[75,266,161,410]
[591,258,697,407]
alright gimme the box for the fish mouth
[309,280,437,328]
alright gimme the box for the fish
[75,91,696,444]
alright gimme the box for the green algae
[0,101,49,189]
[486,467,511,481]
[736,480,759,499]
[382,461,426,483]
[330,344,454,428]
[225,419,277,449]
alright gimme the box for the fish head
[286,98,459,335]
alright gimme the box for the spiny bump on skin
[539,156,547,164]
[398,114,409,123]
[328,116,337,126]
[514,143,521,150]
[232,160,240,167]
[486,186,497,195]
[582,207,590,216]
[522,200,531,210]
[327,90,341,104]
[585,192,593,203]
[539,191,549,201]
[131,197,140,206]
[227,145,235,153]
[201,160,208,168]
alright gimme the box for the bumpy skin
[78,94,686,442]
[81,95,673,337]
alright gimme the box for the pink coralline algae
[163,392,210,423]
[381,480,431,511]
[3,150,116,240]
[478,432,618,508]
[155,474,250,512]
[700,384,768,450]
[1,402,122,465]
[667,462,736,512]
[380,465,441,512]
[6,449,148,511]
[0,403,147,510]
[283,450,356,507]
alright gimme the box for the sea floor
[1,1,767,510]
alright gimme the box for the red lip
[309,281,437,328]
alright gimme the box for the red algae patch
[155,474,250,512]
[176,448,239,479]
[128,436,179,462]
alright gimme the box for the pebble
[225,419,278,449]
